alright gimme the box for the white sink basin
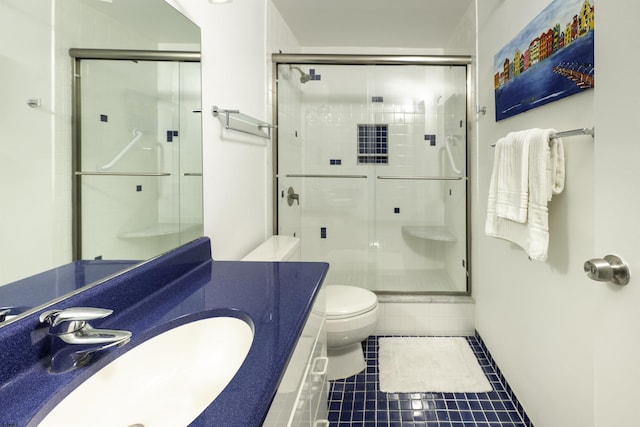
[38,315,254,427]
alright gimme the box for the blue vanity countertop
[0,259,139,311]
[0,238,328,427]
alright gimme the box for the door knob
[584,254,630,285]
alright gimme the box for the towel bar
[211,106,276,139]
[491,127,594,147]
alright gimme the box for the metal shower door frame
[271,54,473,295]
[70,49,200,260]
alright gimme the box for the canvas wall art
[494,0,594,121]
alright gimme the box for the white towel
[494,130,531,223]
[485,129,565,262]
[549,137,565,196]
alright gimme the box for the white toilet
[242,235,379,380]
[324,285,378,380]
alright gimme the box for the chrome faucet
[39,307,132,373]
[0,306,29,323]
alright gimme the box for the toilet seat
[326,285,377,320]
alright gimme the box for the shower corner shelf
[401,226,457,242]
[211,105,276,139]
[118,223,202,239]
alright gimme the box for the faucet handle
[39,307,114,334]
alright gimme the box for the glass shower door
[277,64,372,288]
[370,66,468,293]
[75,59,202,261]
[276,61,468,294]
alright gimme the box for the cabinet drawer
[264,288,327,427]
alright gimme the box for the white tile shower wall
[298,95,447,274]
[375,301,475,336]
[442,92,468,293]
[177,62,204,232]
[275,67,304,239]
[155,61,204,232]
[156,62,180,229]
[298,163,370,272]
[78,60,163,260]
[442,178,468,292]
[266,2,303,242]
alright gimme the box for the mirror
[0,0,202,323]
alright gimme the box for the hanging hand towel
[494,130,530,223]
[548,137,565,197]
[485,129,565,262]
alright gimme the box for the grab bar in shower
[377,176,465,181]
[75,172,171,177]
[285,174,368,179]
[212,105,276,139]
[98,130,144,171]
[490,127,594,147]
[444,135,462,175]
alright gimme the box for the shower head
[290,65,311,84]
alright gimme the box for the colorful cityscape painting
[494,0,594,121]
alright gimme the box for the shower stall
[274,55,470,294]
[72,50,203,261]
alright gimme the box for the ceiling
[271,0,474,49]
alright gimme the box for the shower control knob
[584,254,630,286]
[287,187,300,206]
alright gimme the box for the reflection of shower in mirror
[98,130,144,171]
[445,135,462,176]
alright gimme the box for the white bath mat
[378,337,492,393]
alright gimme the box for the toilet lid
[326,285,378,320]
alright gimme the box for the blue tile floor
[327,335,533,427]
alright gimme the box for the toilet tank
[241,235,301,261]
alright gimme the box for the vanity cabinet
[264,288,328,427]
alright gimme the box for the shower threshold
[323,268,467,294]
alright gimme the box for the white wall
[167,0,301,260]
[0,1,60,284]
[474,1,595,426]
